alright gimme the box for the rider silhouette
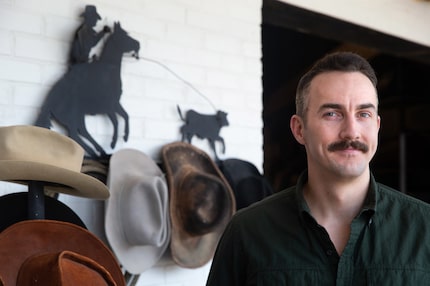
[69,5,110,65]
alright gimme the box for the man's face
[290,71,380,179]
[85,15,99,27]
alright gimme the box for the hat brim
[105,149,171,274]
[0,220,124,286]
[0,161,109,199]
[162,142,235,268]
[0,192,86,232]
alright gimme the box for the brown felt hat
[0,125,109,199]
[0,220,125,286]
[17,250,116,286]
[161,142,235,268]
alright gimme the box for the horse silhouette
[35,22,140,158]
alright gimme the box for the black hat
[218,158,274,210]
[0,192,86,232]
[80,5,101,20]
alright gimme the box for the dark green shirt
[206,172,430,285]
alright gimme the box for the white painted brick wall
[0,0,262,285]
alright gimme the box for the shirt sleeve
[206,216,247,286]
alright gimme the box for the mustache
[328,140,369,153]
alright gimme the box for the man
[206,51,430,285]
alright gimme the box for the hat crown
[219,158,274,210]
[175,168,231,235]
[0,125,109,199]
[0,220,124,286]
[17,250,117,285]
[0,125,84,172]
[81,5,100,16]
[120,176,169,247]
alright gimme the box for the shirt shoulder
[377,183,430,210]
[229,186,299,229]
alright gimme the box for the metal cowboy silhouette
[35,22,140,158]
[69,5,110,65]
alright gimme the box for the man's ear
[377,115,381,131]
[290,114,306,145]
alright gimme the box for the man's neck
[303,168,371,254]
[304,167,370,215]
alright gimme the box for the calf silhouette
[177,105,229,160]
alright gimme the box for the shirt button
[326,249,333,256]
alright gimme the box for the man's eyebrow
[319,103,341,111]
[318,103,377,112]
[358,103,377,110]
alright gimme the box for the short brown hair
[295,51,378,119]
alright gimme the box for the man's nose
[340,115,360,140]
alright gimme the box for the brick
[0,7,43,34]
[0,30,12,55]
[15,34,69,63]
[0,58,42,83]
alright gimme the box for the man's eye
[325,111,338,117]
[359,112,371,118]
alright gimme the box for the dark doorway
[262,0,430,201]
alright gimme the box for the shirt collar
[295,170,377,217]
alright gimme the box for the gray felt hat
[105,148,171,274]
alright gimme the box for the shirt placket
[336,214,369,286]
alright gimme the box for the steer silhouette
[177,105,229,160]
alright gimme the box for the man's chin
[330,163,368,178]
